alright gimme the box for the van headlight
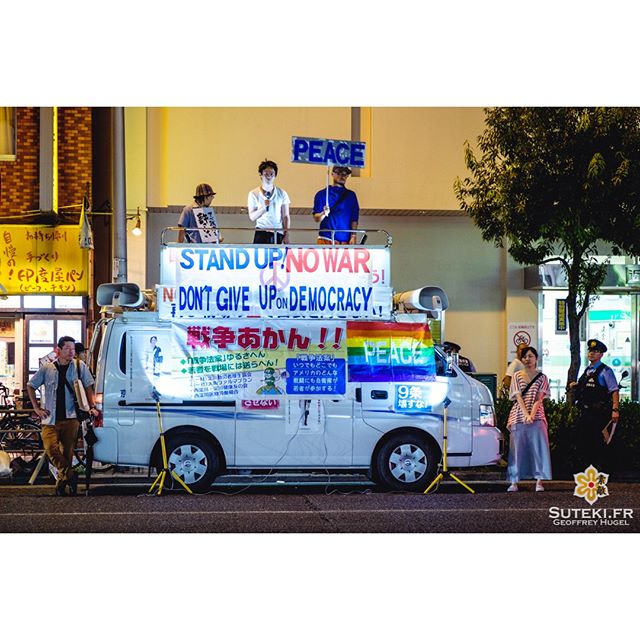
[480,404,495,427]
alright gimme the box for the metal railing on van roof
[160,226,392,247]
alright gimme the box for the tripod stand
[148,397,192,496]
[424,397,475,494]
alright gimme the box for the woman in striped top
[506,346,552,492]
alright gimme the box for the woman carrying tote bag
[506,346,552,492]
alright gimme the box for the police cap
[587,339,607,353]
[442,341,461,353]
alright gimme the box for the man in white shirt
[248,159,290,244]
[501,342,527,394]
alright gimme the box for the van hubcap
[389,443,427,483]
[168,444,208,484]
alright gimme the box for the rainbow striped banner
[347,321,436,382]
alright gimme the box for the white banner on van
[171,319,348,401]
[158,244,392,320]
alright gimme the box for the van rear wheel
[161,432,220,493]
[375,432,439,492]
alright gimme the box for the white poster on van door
[507,322,537,361]
[124,331,184,404]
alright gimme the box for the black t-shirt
[55,363,70,422]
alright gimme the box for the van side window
[435,350,456,377]
[436,351,446,376]
[119,332,127,374]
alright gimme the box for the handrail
[160,226,392,247]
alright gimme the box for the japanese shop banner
[346,321,436,382]
[169,319,348,401]
[0,225,89,295]
[158,244,392,320]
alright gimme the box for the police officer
[442,341,477,374]
[570,339,620,472]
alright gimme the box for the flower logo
[573,465,609,505]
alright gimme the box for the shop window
[25,315,85,387]
[0,107,16,160]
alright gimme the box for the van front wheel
[375,432,439,492]
[162,432,220,493]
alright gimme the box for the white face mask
[261,171,276,187]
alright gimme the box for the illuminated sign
[291,136,366,168]
[0,225,89,295]
[555,298,568,334]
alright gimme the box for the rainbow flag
[347,321,436,382]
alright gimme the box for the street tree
[454,107,640,392]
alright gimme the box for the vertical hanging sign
[555,298,568,334]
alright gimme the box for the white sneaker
[535,481,544,492]
[507,483,518,492]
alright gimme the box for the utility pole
[112,107,127,283]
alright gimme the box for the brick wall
[0,107,39,216]
[0,107,92,219]
[59,107,92,209]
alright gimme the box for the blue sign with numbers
[291,136,366,168]
[394,384,433,413]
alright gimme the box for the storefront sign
[0,225,89,295]
[291,136,366,168]
[158,245,392,320]
[626,265,640,286]
[555,298,568,334]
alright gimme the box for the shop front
[0,295,87,399]
[526,262,640,401]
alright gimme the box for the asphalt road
[1,479,639,533]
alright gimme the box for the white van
[90,297,502,492]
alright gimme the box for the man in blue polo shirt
[570,339,620,473]
[312,166,360,245]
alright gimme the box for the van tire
[162,432,220,493]
[374,432,439,492]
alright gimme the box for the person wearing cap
[312,166,360,245]
[178,183,221,243]
[248,159,290,244]
[569,339,620,472]
[442,341,476,373]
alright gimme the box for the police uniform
[442,341,477,374]
[574,339,619,472]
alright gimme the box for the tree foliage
[455,108,640,389]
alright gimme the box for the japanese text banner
[170,319,348,400]
[0,225,89,295]
[158,244,392,320]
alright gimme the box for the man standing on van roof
[312,166,360,245]
[178,183,221,243]
[248,159,291,244]
[27,336,99,497]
